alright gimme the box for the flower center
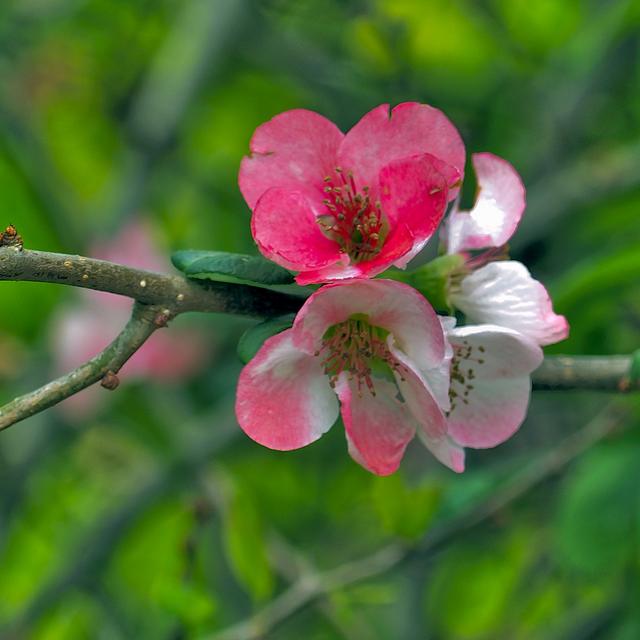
[318,167,386,263]
[315,315,406,396]
[448,340,485,414]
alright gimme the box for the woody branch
[0,243,638,433]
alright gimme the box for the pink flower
[442,153,569,346]
[440,317,543,448]
[50,219,210,416]
[235,279,463,476]
[239,103,465,285]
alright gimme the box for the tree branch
[0,245,637,432]
[0,246,304,317]
[0,302,161,431]
[532,354,639,392]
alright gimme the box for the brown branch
[0,246,304,317]
[0,302,161,431]
[0,244,637,432]
[532,354,638,392]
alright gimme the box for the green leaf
[371,474,442,540]
[554,442,640,575]
[629,349,640,384]
[221,482,275,602]
[237,314,296,364]
[385,254,464,312]
[171,250,294,286]
[425,531,532,638]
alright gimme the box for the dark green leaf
[171,250,294,286]
[237,314,296,363]
[629,349,640,384]
[554,442,640,575]
[221,483,274,602]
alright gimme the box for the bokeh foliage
[0,0,639,638]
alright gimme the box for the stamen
[447,342,486,415]
[316,166,387,263]
[315,317,407,398]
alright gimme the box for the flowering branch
[0,244,637,433]
[0,246,303,317]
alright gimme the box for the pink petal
[445,153,526,254]
[292,279,445,372]
[450,261,569,346]
[295,262,365,286]
[387,338,448,438]
[378,153,459,267]
[252,187,344,271]
[338,102,465,200]
[445,325,543,448]
[335,374,415,476]
[239,109,344,209]
[415,432,466,473]
[235,330,339,450]
[387,339,464,472]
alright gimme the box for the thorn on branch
[0,225,23,249]
[101,371,120,391]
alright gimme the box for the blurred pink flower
[50,220,209,416]
[442,153,569,346]
[239,102,464,285]
[236,279,463,476]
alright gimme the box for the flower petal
[378,153,459,268]
[239,109,344,209]
[445,153,526,254]
[445,324,543,448]
[338,102,465,200]
[335,374,415,476]
[415,431,466,473]
[450,261,569,346]
[292,279,445,373]
[235,329,339,450]
[388,337,448,438]
[252,187,344,271]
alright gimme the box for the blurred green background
[0,0,639,638]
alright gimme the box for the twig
[206,403,627,640]
[0,245,637,432]
[532,355,638,392]
[0,246,304,316]
[0,302,161,431]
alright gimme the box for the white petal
[450,261,569,346]
[445,324,542,448]
[444,153,525,254]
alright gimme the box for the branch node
[0,224,23,249]
[101,371,120,391]
[153,308,173,327]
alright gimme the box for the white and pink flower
[239,102,465,285]
[443,153,569,347]
[440,317,543,449]
[235,280,544,475]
